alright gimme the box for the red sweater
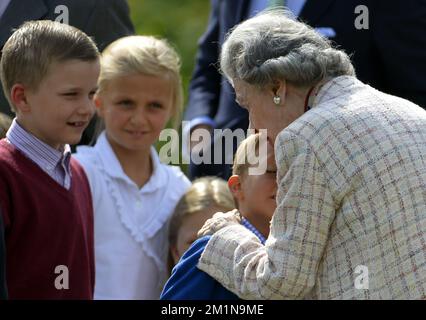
[0,140,94,299]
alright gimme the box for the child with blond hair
[75,36,191,299]
[161,133,277,299]
[0,20,100,299]
[168,176,235,273]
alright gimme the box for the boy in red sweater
[0,20,100,299]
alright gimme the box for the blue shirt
[160,219,266,300]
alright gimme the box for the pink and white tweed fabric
[198,76,426,299]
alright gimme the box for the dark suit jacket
[184,0,249,137]
[299,0,426,107]
[0,0,135,144]
[185,0,426,179]
[0,212,7,300]
[184,0,250,179]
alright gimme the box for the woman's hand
[197,209,241,237]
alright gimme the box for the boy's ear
[10,84,31,113]
[228,175,243,199]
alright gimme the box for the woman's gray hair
[220,9,355,88]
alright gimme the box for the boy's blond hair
[97,35,184,129]
[0,20,99,112]
[232,133,262,177]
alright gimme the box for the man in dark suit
[0,212,7,300]
[299,0,426,107]
[0,0,135,145]
[184,0,249,180]
[184,0,426,180]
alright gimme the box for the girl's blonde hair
[168,177,235,246]
[97,35,183,129]
[167,177,235,271]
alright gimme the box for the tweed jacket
[198,76,426,299]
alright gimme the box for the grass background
[128,0,211,101]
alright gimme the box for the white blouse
[74,132,191,299]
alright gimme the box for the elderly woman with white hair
[196,9,426,299]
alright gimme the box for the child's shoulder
[0,140,24,171]
[159,162,191,188]
[74,144,96,159]
[73,145,99,169]
[72,145,105,184]
[0,141,12,160]
[151,147,190,186]
[161,162,187,178]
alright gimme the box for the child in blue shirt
[161,133,277,299]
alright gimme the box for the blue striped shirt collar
[6,118,72,178]
[241,217,267,245]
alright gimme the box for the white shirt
[75,132,191,299]
[0,0,11,20]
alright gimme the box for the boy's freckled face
[96,73,174,152]
[23,59,100,149]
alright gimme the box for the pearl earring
[273,95,281,105]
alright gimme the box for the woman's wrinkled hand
[197,209,242,238]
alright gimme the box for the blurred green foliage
[128,0,210,101]
[128,1,211,173]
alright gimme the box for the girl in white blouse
[75,36,191,299]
